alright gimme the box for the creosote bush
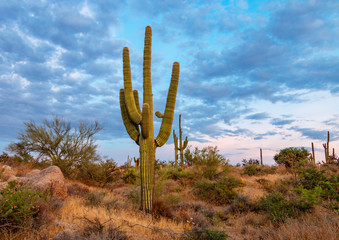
[194,177,243,205]
[186,227,230,240]
[259,186,322,223]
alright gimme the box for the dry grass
[35,187,186,240]
[1,162,338,240]
[227,206,339,240]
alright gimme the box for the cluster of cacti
[173,114,188,166]
[119,26,179,213]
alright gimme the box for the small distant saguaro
[260,148,263,165]
[119,26,180,213]
[173,114,188,166]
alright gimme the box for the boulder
[22,166,67,200]
[0,165,15,181]
[25,169,41,178]
[7,175,18,182]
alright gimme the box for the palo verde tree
[119,26,179,213]
[8,116,103,177]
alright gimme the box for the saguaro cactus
[311,142,315,164]
[323,131,330,163]
[173,114,188,166]
[119,26,179,213]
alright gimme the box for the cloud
[290,127,337,141]
[271,118,295,126]
[245,112,270,120]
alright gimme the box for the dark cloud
[245,112,270,120]
[271,118,295,126]
[290,127,338,141]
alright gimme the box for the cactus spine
[119,26,179,213]
[173,115,188,166]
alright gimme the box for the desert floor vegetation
[1,147,338,240]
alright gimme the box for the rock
[7,175,18,182]
[23,166,67,200]
[0,181,8,191]
[25,169,41,178]
[0,165,15,181]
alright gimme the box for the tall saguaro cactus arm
[155,62,180,147]
[120,89,140,144]
[123,48,142,124]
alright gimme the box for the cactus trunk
[311,142,315,164]
[120,26,179,213]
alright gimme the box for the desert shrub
[67,183,90,197]
[298,167,327,190]
[84,192,106,207]
[160,166,196,182]
[79,159,119,186]
[128,189,139,205]
[318,174,339,201]
[259,187,321,223]
[152,198,173,218]
[243,165,262,176]
[186,227,230,240]
[184,146,229,167]
[0,181,46,228]
[81,217,128,240]
[122,168,138,184]
[242,158,260,166]
[194,177,243,205]
[227,194,257,214]
[298,167,339,201]
[274,147,310,168]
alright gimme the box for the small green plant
[122,168,138,184]
[0,181,46,227]
[194,177,242,205]
[186,227,230,240]
[243,165,262,176]
[160,166,196,182]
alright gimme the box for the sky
[0,0,339,165]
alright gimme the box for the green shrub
[79,159,119,186]
[186,227,230,240]
[159,166,196,181]
[243,165,261,176]
[319,174,339,200]
[0,181,46,227]
[122,168,138,184]
[274,147,310,168]
[184,146,229,167]
[298,167,339,201]
[298,167,327,190]
[260,188,321,223]
[194,177,242,205]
